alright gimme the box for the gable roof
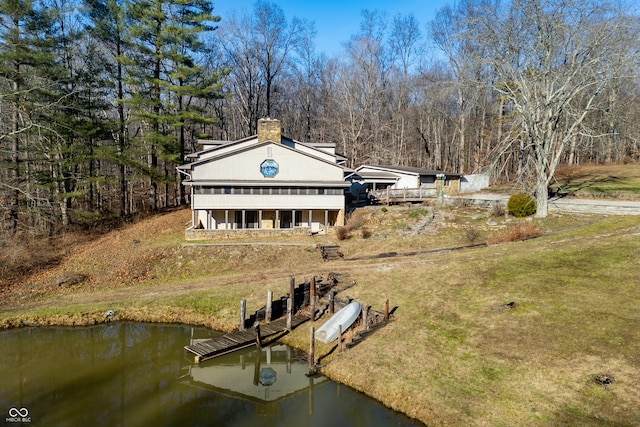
[355,165,461,177]
[183,135,341,166]
[185,135,258,161]
[345,170,398,183]
[178,140,345,174]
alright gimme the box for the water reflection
[184,344,328,403]
[0,323,421,427]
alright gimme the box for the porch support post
[309,209,312,228]
[325,210,329,231]
[292,210,296,228]
[276,210,280,229]
[190,187,195,228]
[225,210,229,230]
[258,210,262,229]
[242,210,246,229]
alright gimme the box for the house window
[318,188,325,195]
[260,159,279,177]
[224,187,232,194]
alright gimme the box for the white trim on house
[178,120,348,235]
[347,165,463,202]
[178,140,342,174]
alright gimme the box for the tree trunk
[10,77,20,234]
[535,173,549,218]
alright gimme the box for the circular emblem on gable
[260,159,279,177]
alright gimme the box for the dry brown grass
[334,226,350,240]
[345,208,372,230]
[487,221,544,244]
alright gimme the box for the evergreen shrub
[507,193,537,217]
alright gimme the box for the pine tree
[124,0,223,211]
[85,0,132,215]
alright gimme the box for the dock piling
[289,276,295,310]
[329,291,335,314]
[240,299,246,331]
[309,326,316,374]
[254,324,261,349]
[309,277,316,320]
[362,305,369,331]
[266,290,273,322]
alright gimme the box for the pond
[0,323,423,426]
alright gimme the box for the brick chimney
[257,118,281,143]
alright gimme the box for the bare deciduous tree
[472,0,639,216]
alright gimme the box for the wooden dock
[185,313,310,363]
[183,273,388,365]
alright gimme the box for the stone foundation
[185,226,328,240]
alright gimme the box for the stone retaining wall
[185,226,318,240]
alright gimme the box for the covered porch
[191,208,343,234]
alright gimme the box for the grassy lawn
[551,164,640,199]
[1,192,639,426]
[313,215,640,426]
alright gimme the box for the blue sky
[214,0,450,56]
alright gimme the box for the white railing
[371,188,437,202]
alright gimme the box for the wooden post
[311,276,316,298]
[338,325,343,353]
[309,326,315,374]
[290,276,296,313]
[240,299,246,331]
[304,278,310,306]
[384,299,389,321]
[362,305,369,331]
[329,291,335,314]
[287,297,292,331]
[254,324,262,349]
[309,277,316,321]
[266,290,273,322]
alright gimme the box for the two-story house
[177,118,349,238]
